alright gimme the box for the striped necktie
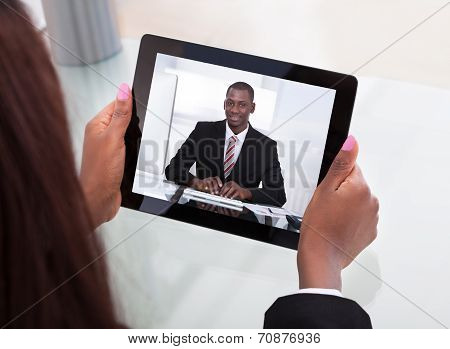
[224,135,237,178]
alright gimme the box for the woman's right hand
[298,135,379,291]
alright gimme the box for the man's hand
[80,83,132,228]
[191,176,223,194]
[298,135,379,291]
[219,181,252,200]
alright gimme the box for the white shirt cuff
[298,288,342,297]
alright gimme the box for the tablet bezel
[121,34,358,250]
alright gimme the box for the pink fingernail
[341,135,356,151]
[117,83,129,101]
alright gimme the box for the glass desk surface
[58,39,450,329]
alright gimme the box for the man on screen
[165,82,286,207]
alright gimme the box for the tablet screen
[130,52,336,231]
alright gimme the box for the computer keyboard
[183,188,243,209]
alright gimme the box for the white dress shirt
[298,288,342,297]
[223,121,249,165]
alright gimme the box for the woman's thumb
[110,83,132,137]
[321,135,359,190]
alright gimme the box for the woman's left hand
[80,83,132,228]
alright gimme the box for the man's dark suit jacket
[264,294,372,329]
[165,120,287,207]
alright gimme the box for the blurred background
[24,0,450,88]
[19,0,450,329]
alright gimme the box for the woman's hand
[298,135,379,291]
[80,83,132,228]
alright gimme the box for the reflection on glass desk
[184,199,301,233]
[132,172,302,233]
[57,38,450,327]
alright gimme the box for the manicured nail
[341,135,356,151]
[117,83,129,101]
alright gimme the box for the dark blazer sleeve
[249,140,287,207]
[264,293,372,329]
[165,123,200,185]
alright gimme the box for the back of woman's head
[0,0,118,328]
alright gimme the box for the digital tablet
[121,34,358,250]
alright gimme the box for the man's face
[224,88,255,131]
